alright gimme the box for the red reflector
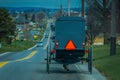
[51,49,56,53]
[85,50,89,54]
[65,40,76,50]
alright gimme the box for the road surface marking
[14,50,37,62]
[0,50,37,68]
[0,52,11,56]
[75,64,98,80]
[28,45,36,50]
[44,30,51,49]
[0,61,9,68]
[75,64,80,70]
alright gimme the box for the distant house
[16,17,29,24]
[15,17,30,40]
[29,21,35,26]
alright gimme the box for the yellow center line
[0,61,9,68]
[14,51,37,62]
[0,50,37,68]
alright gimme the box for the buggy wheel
[88,46,92,74]
[46,47,50,73]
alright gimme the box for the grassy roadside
[0,40,35,54]
[93,45,120,80]
[0,25,46,54]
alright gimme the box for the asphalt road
[0,20,107,80]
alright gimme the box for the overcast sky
[0,0,82,8]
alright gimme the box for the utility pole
[68,0,70,16]
[81,0,84,17]
[110,0,117,56]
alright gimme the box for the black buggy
[46,16,93,74]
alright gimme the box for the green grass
[93,45,120,80]
[0,25,46,54]
[0,40,35,54]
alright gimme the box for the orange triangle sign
[65,40,76,50]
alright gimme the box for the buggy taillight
[82,42,85,48]
[56,42,59,48]
[51,49,56,53]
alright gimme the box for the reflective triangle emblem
[65,40,76,50]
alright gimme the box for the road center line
[0,62,9,68]
[0,50,37,68]
[14,50,37,62]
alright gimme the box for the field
[93,45,120,80]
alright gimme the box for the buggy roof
[57,16,85,21]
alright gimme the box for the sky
[0,0,82,8]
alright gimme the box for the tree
[0,8,16,44]
[37,11,46,21]
[25,13,28,20]
[86,0,111,44]
[86,1,106,44]
[31,14,36,22]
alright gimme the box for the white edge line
[28,45,37,50]
[43,30,51,49]
[40,31,46,42]
[0,52,11,56]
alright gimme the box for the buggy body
[54,16,86,64]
